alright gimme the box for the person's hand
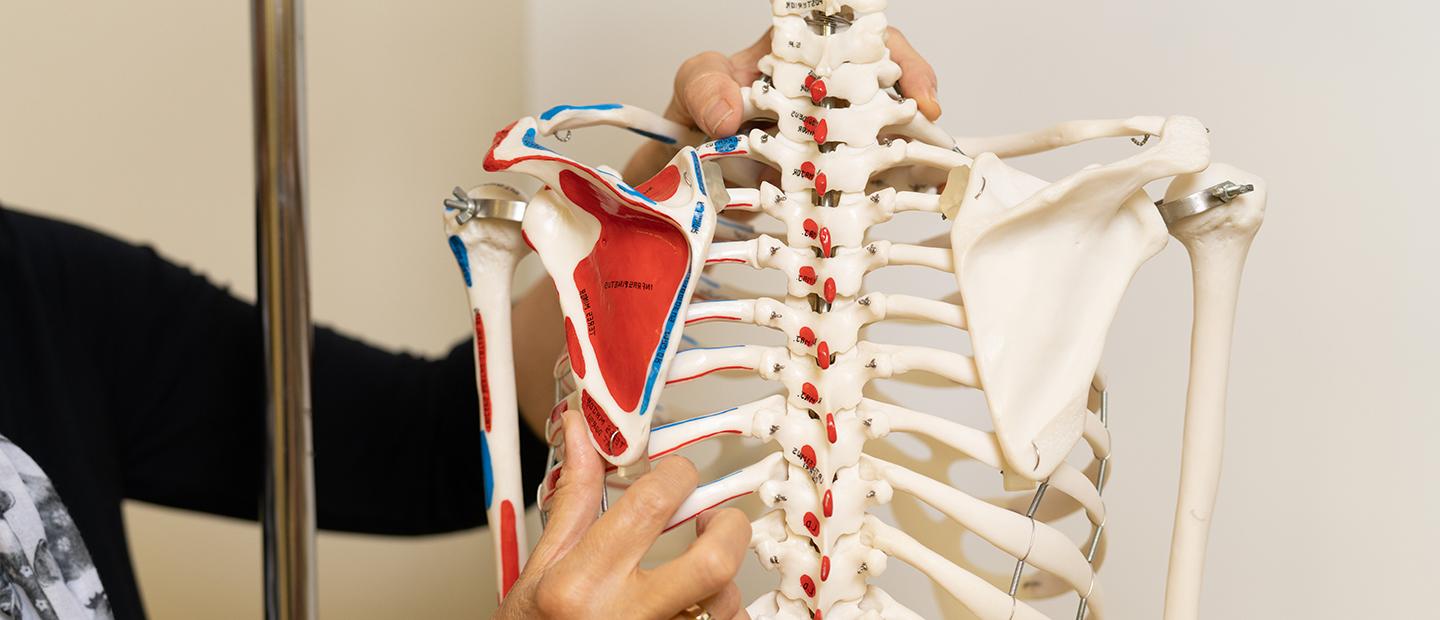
[497,410,752,620]
[624,27,942,181]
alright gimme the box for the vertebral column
[751,1,914,617]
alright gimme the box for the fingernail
[702,100,734,137]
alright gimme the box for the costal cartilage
[442,185,531,598]
[485,116,725,467]
[1159,164,1265,620]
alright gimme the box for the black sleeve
[17,209,546,534]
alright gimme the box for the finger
[572,456,700,569]
[635,507,751,617]
[525,410,604,573]
[671,51,745,137]
[886,27,941,121]
[668,582,741,620]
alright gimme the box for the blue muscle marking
[700,275,721,287]
[653,407,740,432]
[521,127,553,152]
[448,235,472,287]
[689,151,707,196]
[690,202,705,233]
[638,269,690,416]
[699,467,745,488]
[539,103,622,120]
[628,127,678,145]
[616,181,657,205]
[681,334,698,347]
[480,432,494,508]
[713,135,740,153]
[685,344,746,352]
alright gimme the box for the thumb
[671,51,744,137]
[526,410,604,572]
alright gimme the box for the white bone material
[442,184,532,598]
[451,0,1265,617]
[1160,164,1266,620]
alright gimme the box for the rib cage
[478,1,1121,617]
[660,2,1113,618]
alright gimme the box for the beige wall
[3,1,1437,619]
[1,1,528,617]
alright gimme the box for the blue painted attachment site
[638,268,691,416]
[521,127,554,153]
[653,406,740,432]
[616,181,658,205]
[712,135,741,153]
[539,103,622,120]
[690,202,705,233]
[448,235,472,287]
[480,432,494,508]
[681,334,699,347]
[689,151,707,196]
[700,467,745,488]
[629,127,678,145]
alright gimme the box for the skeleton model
[440,1,1266,618]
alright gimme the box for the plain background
[2,1,1436,618]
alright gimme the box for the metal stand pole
[251,0,317,617]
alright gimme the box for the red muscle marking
[823,277,836,304]
[823,489,833,517]
[800,574,816,598]
[521,230,536,252]
[801,382,819,404]
[814,119,828,144]
[482,121,519,172]
[820,555,831,581]
[803,512,820,537]
[799,445,817,470]
[817,341,831,369]
[686,315,740,325]
[565,317,585,379]
[819,227,832,257]
[561,170,689,412]
[800,161,816,179]
[666,365,752,385]
[500,500,520,597]
[662,491,753,533]
[810,79,827,104]
[826,412,837,444]
[649,430,743,460]
[706,258,748,265]
[474,310,492,432]
[804,74,816,89]
[798,266,818,285]
[581,390,628,456]
[798,326,817,347]
[803,218,819,239]
[815,172,828,196]
[546,467,562,494]
[635,164,681,202]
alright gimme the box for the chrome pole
[251,0,317,617]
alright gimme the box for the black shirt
[0,204,547,619]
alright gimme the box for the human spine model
[443,0,1266,618]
